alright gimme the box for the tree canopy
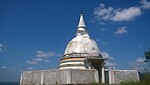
[144,50,150,62]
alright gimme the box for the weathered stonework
[20,69,99,85]
[105,70,140,84]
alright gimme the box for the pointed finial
[80,10,83,14]
[76,11,88,36]
[78,11,86,28]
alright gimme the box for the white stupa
[20,11,139,85]
[59,11,105,73]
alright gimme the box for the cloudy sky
[0,0,150,82]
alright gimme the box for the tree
[144,50,150,62]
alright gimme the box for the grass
[21,73,150,85]
[89,73,150,85]
[119,74,150,85]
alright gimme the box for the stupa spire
[76,11,88,36]
[78,11,86,28]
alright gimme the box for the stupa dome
[64,35,100,55]
[64,11,100,57]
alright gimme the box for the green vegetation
[87,73,150,85]
[145,50,150,62]
[88,83,109,85]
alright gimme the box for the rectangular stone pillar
[101,67,105,83]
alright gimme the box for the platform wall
[106,70,139,84]
[20,69,99,85]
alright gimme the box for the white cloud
[136,57,146,63]
[112,7,141,21]
[33,58,43,62]
[140,0,150,9]
[0,43,4,52]
[129,57,149,72]
[27,67,35,70]
[101,52,110,59]
[100,28,108,31]
[99,22,105,25]
[101,52,114,60]
[45,59,50,62]
[27,60,38,64]
[94,4,114,21]
[36,51,61,58]
[27,51,62,64]
[94,3,142,22]
[1,66,7,69]
[0,66,17,73]
[101,52,116,69]
[114,27,128,34]
[105,61,117,69]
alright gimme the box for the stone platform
[20,69,99,85]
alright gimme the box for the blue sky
[0,0,150,82]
